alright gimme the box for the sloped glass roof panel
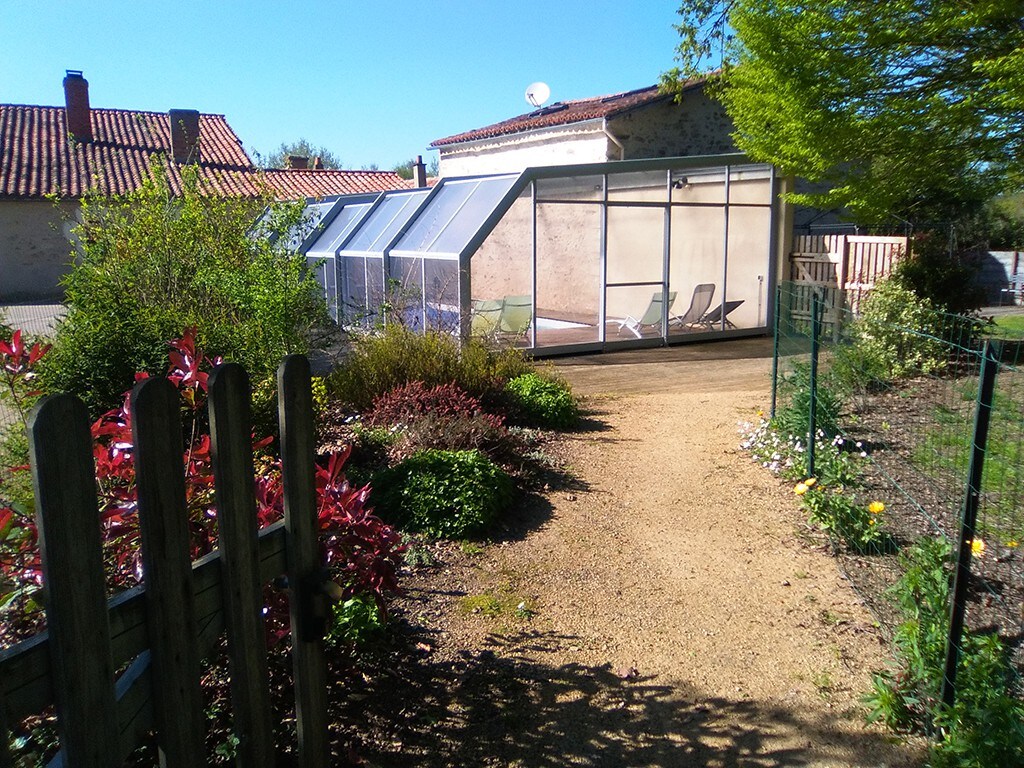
[395,180,478,252]
[341,189,430,254]
[287,200,335,249]
[396,175,518,256]
[305,202,374,256]
[253,199,335,250]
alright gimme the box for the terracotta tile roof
[261,168,410,199]
[0,104,256,198]
[431,82,702,148]
[0,103,408,201]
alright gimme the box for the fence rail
[0,356,331,767]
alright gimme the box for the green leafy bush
[836,278,949,388]
[865,538,1024,763]
[370,449,513,539]
[795,481,890,553]
[931,633,1024,767]
[503,372,579,429]
[325,592,386,651]
[40,162,329,414]
[891,236,985,315]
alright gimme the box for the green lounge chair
[617,291,677,338]
[470,299,504,337]
[498,294,533,339]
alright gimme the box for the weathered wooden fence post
[208,363,276,768]
[278,355,328,768]
[4,357,334,764]
[131,378,207,767]
[28,395,119,768]
[1,689,10,768]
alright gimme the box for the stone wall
[607,90,735,158]
[0,200,79,301]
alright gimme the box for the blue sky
[1,1,685,170]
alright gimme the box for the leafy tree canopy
[257,138,344,170]
[661,1,1024,226]
[393,156,439,180]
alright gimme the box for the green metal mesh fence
[771,281,1023,704]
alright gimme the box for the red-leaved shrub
[365,380,504,429]
[0,327,404,647]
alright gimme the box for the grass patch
[459,584,536,621]
[915,378,1024,544]
[991,313,1024,338]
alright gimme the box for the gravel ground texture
[331,338,926,767]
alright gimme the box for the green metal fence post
[807,291,821,478]
[770,284,781,419]
[941,339,1001,711]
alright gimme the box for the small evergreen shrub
[503,373,579,429]
[370,449,513,539]
[363,381,509,462]
[773,361,843,441]
[396,413,510,462]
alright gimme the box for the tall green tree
[257,138,344,169]
[662,1,1024,226]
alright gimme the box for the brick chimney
[63,70,92,142]
[287,155,309,170]
[312,156,324,170]
[169,109,201,164]
[412,155,428,188]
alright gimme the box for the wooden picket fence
[788,234,908,331]
[0,356,331,768]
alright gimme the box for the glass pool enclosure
[296,154,783,354]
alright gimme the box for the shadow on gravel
[327,626,906,768]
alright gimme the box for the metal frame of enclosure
[297,154,783,355]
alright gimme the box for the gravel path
[344,341,925,767]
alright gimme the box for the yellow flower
[971,538,986,557]
[869,518,876,526]
[868,501,885,514]
[805,478,818,488]
[1008,540,1019,549]
[794,482,809,496]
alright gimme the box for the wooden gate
[0,356,331,768]
[788,234,908,332]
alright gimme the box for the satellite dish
[525,81,551,108]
